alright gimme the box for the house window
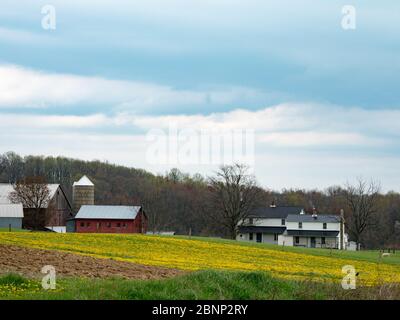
[122,223,127,228]
[321,237,326,245]
[298,222,303,229]
[107,222,111,228]
[117,222,121,228]
[248,218,254,225]
[86,222,90,227]
[80,222,84,227]
[281,219,285,226]
[274,234,278,241]
[323,223,327,229]
[295,236,300,244]
[249,233,253,241]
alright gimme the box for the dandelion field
[0,232,399,287]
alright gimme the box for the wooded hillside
[0,151,399,248]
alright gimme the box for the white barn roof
[0,204,24,218]
[0,183,60,207]
[73,175,94,187]
[75,205,141,220]
[0,184,14,204]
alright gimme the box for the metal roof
[286,214,340,223]
[0,184,13,204]
[238,226,286,234]
[287,230,339,237]
[0,204,24,218]
[73,175,94,187]
[249,206,304,219]
[0,183,60,208]
[75,205,141,220]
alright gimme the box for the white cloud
[1,103,399,191]
[0,27,57,45]
[1,130,399,192]
[0,113,108,129]
[120,103,399,147]
[258,132,373,147]
[1,103,398,148]
[0,131,150,166]
[0,65,264,111]
[255,152,400,192]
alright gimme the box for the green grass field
[2,271,400,300]
[0,228,26,233]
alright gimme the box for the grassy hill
[1,232,400,283]
[1,232,400,299]
[3,270,400,300]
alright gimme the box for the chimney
[312,207,318,219]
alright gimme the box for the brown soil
[0,244,183,280]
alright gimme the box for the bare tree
[142,183,166,234]
[344,178,381,245]
[9,176,51,230]
[208,163,263,239]
[394,221,400,247]
[0,151,24,183]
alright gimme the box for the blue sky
[0,1,399,191]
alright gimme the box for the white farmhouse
[280,213,347,249]
[237,205,303,245]
[237,204,348,249]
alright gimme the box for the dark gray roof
[287,230,339,237]
[286,214,340,223]
[75,205,141,220]
[249,206,304,219]
[238,226,286,234]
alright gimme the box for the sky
[0,0,399,192]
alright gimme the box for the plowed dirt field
[0,244,182,280]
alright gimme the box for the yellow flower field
[0,232,399,286]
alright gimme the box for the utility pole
[340,209,345,250]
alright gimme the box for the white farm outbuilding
[0,203,24,229]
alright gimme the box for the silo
[72,175,94,214]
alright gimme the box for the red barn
[74,205,147,234]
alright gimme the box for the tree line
[0,151,399,249]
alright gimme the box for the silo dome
[72,175,94,214]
